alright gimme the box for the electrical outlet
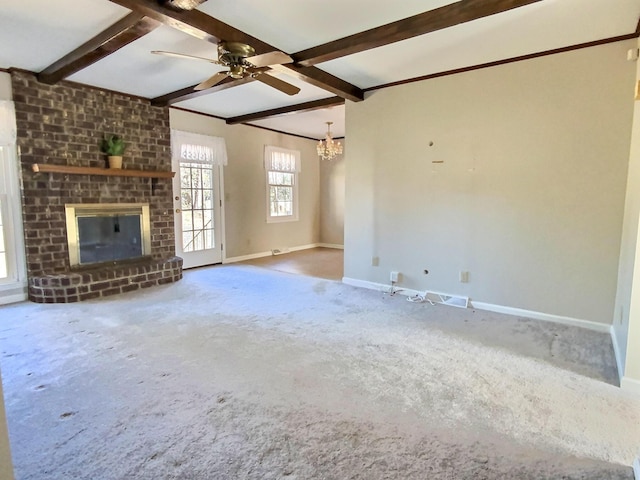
[459,271,469,283]
[390,271,399,283]
[372,256,379,267]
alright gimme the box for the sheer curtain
[170,129,228,165]
[264,145,301,172]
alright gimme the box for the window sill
[267,216,299,224]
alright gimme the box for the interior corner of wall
[610,324,626,382]
[0,72,12,101]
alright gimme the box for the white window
[0,190,8,280]
[0,150,25,283]
[264,146,300,223]
[0,100,25,292]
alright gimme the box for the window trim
[264,146,300,223]
[0,145,26,288]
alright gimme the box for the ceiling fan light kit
[153,41,300,96]
[317,122,343,161]
[158,0,207,11]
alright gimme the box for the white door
[172,158,223,269]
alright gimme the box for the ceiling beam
[293,0,543,67]
[38,13,160,84]
[364,29,640,93]
[108,0,364,101]
[151,75,256,105]
[226,97,345,125]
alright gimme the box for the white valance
[0,101,17,146]
[264,145,301,172]
[171,129,228,165]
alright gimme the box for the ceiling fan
[152,41,301,96]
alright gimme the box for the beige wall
[319,142,345,246]
[617,36,640,387]
[169,109,320,259]
[345,40,636,324]
[0,72,10,99]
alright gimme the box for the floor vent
[271,248,290,256]
[424,291,469,308]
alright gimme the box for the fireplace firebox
[65,203,152,267]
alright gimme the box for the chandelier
[317,122,343,161]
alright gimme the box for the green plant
[100,135,126,156]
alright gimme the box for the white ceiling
[1,0,639,139]
[197,0,459,53]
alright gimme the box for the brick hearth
[28,257,183,303]
[11,70,182,302]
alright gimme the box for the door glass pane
[182,210,193,231]
[204,229,215,249]
[181,191,192,210]
[181,167,192,189]
[193,233,201,251]
[204,209,213,229]
[204,189,213,209]
[180,161,216,253]
[183,231,194,253]
[195,188,203,209]
[193,209,204,230]
[202,168,212,188]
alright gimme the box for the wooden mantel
[32,163,175,179]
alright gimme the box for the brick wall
[11,71,179,300]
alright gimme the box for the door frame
[172,158,226,269]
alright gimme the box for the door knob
[175,196,179,201]
[175,208,181,213]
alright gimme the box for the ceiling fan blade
[255,73,300,96]
[151,50,216,63]
[194,72,228,91]
[246,51,293,68]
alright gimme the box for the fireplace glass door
[77,214,143,264]
[65,204,151,267]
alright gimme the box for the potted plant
[100,134,126,169]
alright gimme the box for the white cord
[383,284,404,296]
[407,294,434,305]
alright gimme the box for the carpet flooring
[0,263,639,479]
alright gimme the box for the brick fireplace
[11,71,182,303]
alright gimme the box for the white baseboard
[223,251,272,264]
[342,277,610,334]
[317,243,344,250]
[289,243,320,252]
[621,376,640,395]
[633,457,640,479]
[471,301,611,334]
[342,277,424,298]
[610,326,625,385]
[0,281,27,305]
[0,292,27,305]
[224,243,333,264]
